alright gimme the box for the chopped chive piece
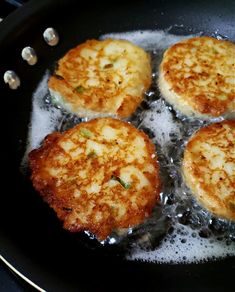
[50,94,62,106]
[111,175,131,189]
[212,47,218,54]
[75,85,85,94]
[87,150,97,158]
[122,181,131,189]
[50,95,57,103]
[218,94,227,101]
[49,94,64,110]
[80,128,93,138]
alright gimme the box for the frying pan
[0,0,235,291]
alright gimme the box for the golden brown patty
[29,118,160,240]
[159,36,235,118]
[48,39,151,118]
[182,120,235,220]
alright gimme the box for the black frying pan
[0,0,235,291]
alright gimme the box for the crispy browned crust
[48,39,151,118]
[159,36,235,117]
[29,118,160,240]
[182,120,235,220]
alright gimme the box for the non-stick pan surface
[0,0,235,291]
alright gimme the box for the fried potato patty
[182,120,235,220]
[29,118,160,240]
[48,39,151,118]
[159,36,235,118]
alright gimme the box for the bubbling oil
[23,29,235,264]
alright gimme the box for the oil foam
[24,29,235,264]
[21,71,62,169]
[101,29,235,264]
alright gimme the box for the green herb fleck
[218,94,227,101]
[111,175,131,189]
[75,85,85,94]
[212,47,218,54]
[50,94,62,106]
[80,128,93,138]
[87,150,97,158]
[50,95,57,103]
